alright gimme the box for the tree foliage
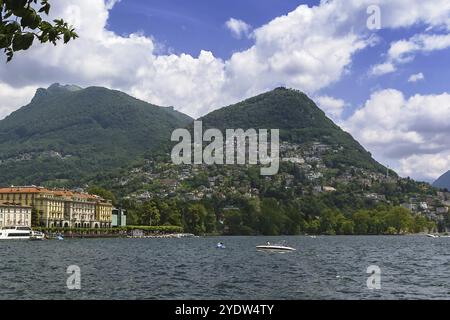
[0,0,78,61]
[87,185,117,205]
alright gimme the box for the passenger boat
[0,226,32,240]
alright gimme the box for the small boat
[216,242,226,249]
[426,234,439,238]
[29,230,45,241]
[56,234,64,240]
[256,241,296,252]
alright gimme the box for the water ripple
[0,236,449,299]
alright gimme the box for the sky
[0,0,450,182]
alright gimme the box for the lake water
[0,236,449,300]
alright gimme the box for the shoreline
[37,232,442,239]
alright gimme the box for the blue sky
[108,0,305,59]
[1,0,449,181]
[106,0,450,182]
[107,0,450,121]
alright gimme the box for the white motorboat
[0,226,32,240]
[256,241,296,252]
[29,230,45,241]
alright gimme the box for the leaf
[21,9,41,29]
[63,31,70,43]
[0,34,10,48]
[12,7,29,17]
[5,0,27,11]
[12,32,34,51]
[38,3,50,15]
[5,21,21,33]
[39,21,52,31]
[47,29,57,43]
[6,50,13,62]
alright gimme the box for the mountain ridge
[197,87,390,175]
[0,85,394,187]
[0,83,193,186]
[434,170,450,190]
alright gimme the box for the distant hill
[105,88,441,237]
[434,171,450,190]
[0,86,393,187]
[0,83,193,186]
[198,87,389,174]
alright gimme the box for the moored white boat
[29,230,45,240]
[426,234,450,238]
[0,226,32,240]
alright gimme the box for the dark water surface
[0,236,449,299]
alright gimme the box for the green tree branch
[0,0,78,62]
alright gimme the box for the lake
[0,236,449,299]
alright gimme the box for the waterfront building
[0,202,32,228]
[96,201,114,228]
[0,186,112,228]
[112,208,127,227]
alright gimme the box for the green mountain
[0,83,192,186]
[198,87,389,174]
[113,88,438,235]
[434,171,450,190]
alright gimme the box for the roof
[0,186,108,203]
[0,186,49,194]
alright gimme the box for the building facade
[0,202,32,228]
[112,208,127,227]
[0,186,112,228]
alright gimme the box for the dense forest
[118,196,434,236]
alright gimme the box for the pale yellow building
[0,186,112,228]
[96,201,113,228]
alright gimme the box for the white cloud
[225,18,252,39]
[408,72,424,83]
[224,3,370,99]
[316,96,346,120]
[371,33,450,77]
[389,33,450,61]
[1,0,450,121]
[343,89,450,181]
[370,62,396,76]
[0,0,371,118]
[0,83,38,120]
[105,0,120,10]
[399,153,450,182]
